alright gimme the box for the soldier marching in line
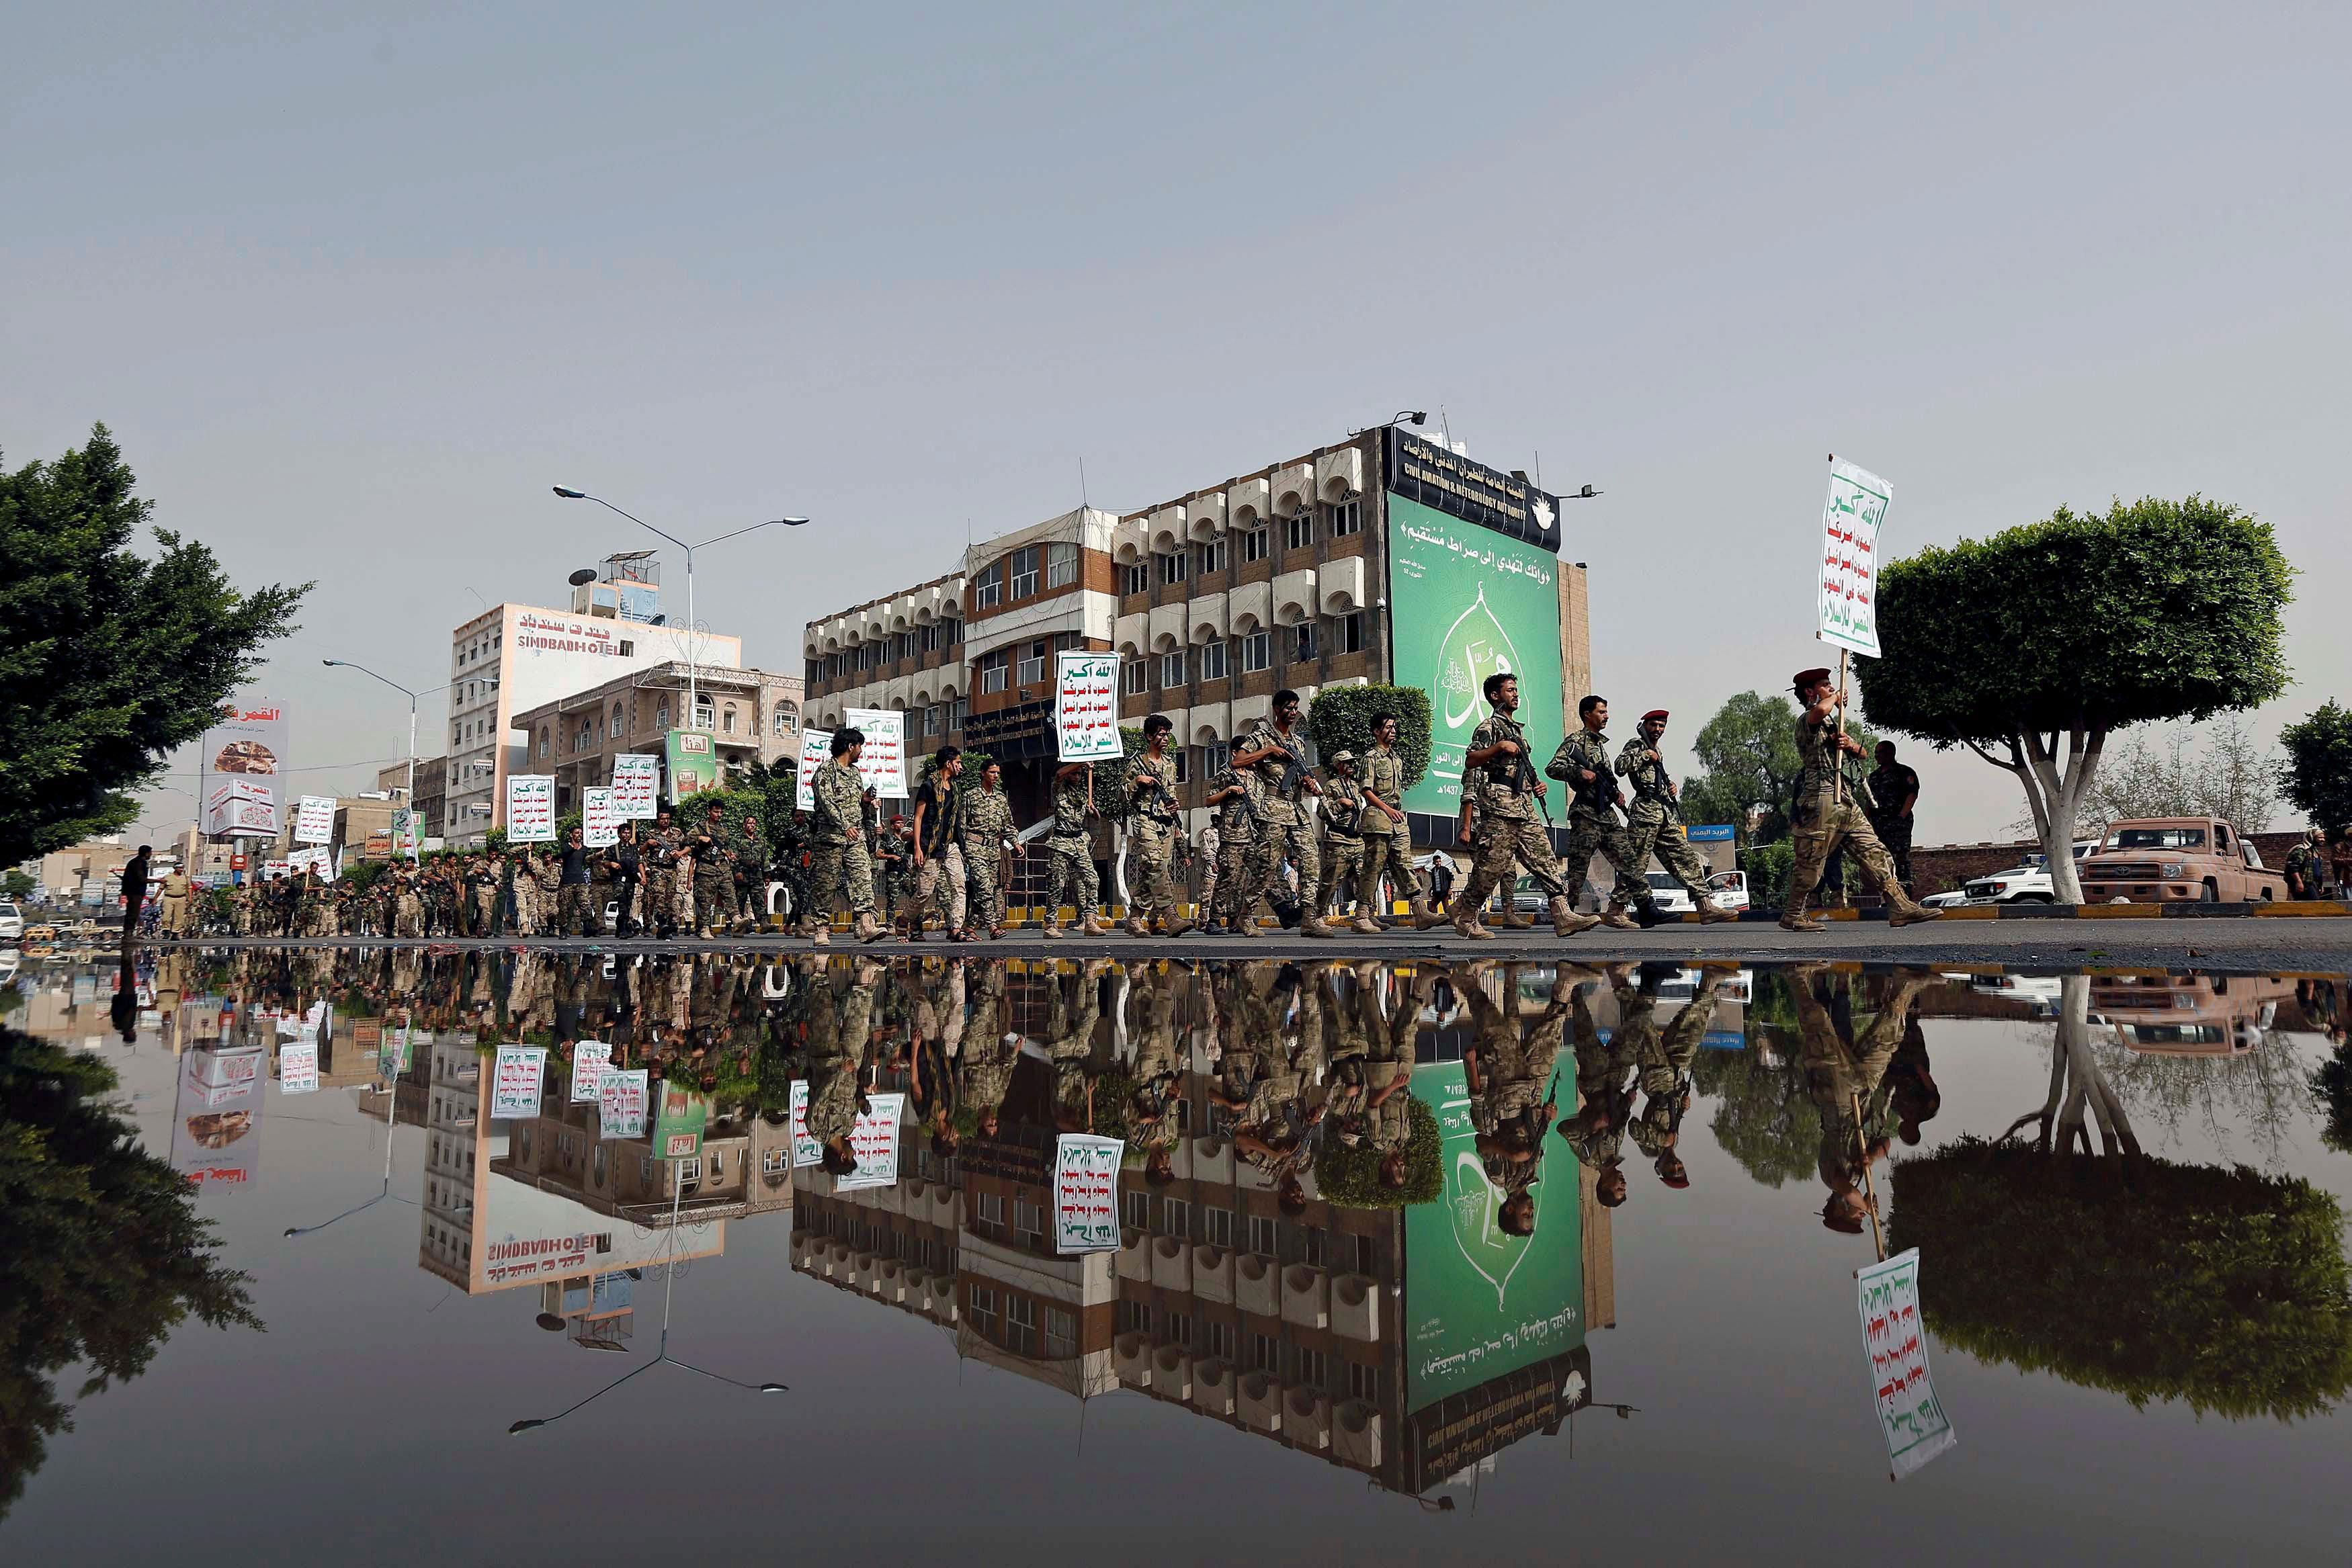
[732,813,769,934]
[1617,709,1739,924]
[1455,672,1603,941]
[1039,759,1107,938]
[1356,711,1437,932]
[806,726,885,944]
[1233,690,1332,937]
[1203,765,1258,934]
[1783,667,1941,932]
[1548,695,1651,929]
[1318,750,1370,930]
[872,810,909,935]
[959,758,1019,940]
[1122,715,1192,937]
[904,746,970,941]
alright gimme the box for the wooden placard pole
[1833,648,1851,803]
[1853,1088,1886,1262]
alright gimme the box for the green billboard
[1384,492,1565,816]
[665,727,720,805]
[1402,1059,1584,1412]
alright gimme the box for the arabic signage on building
[1385,429,1562,551]
[199,698,291,840]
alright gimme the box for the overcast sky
[9,3,2346,847]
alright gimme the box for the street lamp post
[321,661,452,855]
[550,490,808,728]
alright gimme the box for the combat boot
[810,920,831,945]
[1452,904,1493,941]
[1351,912,1385,936]
[1163,917,1196,938]
[1124,916,1150,937]
[1408,893,1443,930]
[1887,898,1944,929]
[1550,896,1601,937]
[1599,901,1640,930]
[1695,898,1739,925]
[855,910,886,943]
[1777,894,1824,933]
[1080,912,1109,936]
[1502,903,1536,929]
[1298,913,1337,939]
[1040,917,1062,940]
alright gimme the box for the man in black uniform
[1864,740,1922,895]
[557,826,599,937]
[601,822,642,937]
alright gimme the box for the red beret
[1642,709,1669,722]
[1792,666,1832,690]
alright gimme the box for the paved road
[153,915,2352,973]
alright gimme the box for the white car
[0,902,22,943]
[1929,842,2099,907]
[1642,870,1750,915]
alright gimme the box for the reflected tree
[1,1028,262,1515]
[1890,979,2352,1420]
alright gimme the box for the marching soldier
[1234,689,1331,937]
[1455,672,1602,940]
[1122,717,1191,937]
[1558,965,1636,1208]
[1546,695,1650,929]
[872,813,908,934]
[1458,962,1569,1235]
[602,822,642,937]
[687,801,732,940]
[905,746,969,941]
[1040,760,1107,938]
[1204,764,1259,934]
[807,727,884,944]
[1622,963,1730,1191]
[556,826,599,937]
[1318,750,1370,929]
[732,814,769,934]
[1783,668,1941,932]
[1617,709,1738,924]
[642,807,684,939]
[958,758,1019,939]
[1355,711,1436,932]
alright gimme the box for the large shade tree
[2281,700,2352,831]
[0,425,308,865]
[1861,496,2292,903]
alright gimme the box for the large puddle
[7,947,2350,1559]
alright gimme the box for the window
[1046,1306,1078,1358]
[1350,1231,1376,1276]
[977,1192,1005,1230]
[1161,648,1186,689]
[1195,537,1226,576]
[952,697,967,731]
[1009,546,1041,600]
[1293,621,1316,662]
[1157,550,1187,586]
[1286,513,1312,550]
[974,562,1003,610]
[1123,560,1150,596]
[1295,1347,1328,1387]
[1166,1310,1194,1349]
[694,695,716,732]
[775,706,794,736]
[1198,639,1227,681]
[1304,1227,1329,1268]
[1017,639,1047,687]
[1162,1198,1191,1239]
[577,717,594,750]
[722,705,738,734]
[1122,659,1148,697]
[1329,494,1362,536]
[1171,749,1189,784]
[806,658,821,685]
[1206,1320,1234,1362]
[618,638,634,656]
[1249,1332,1278,1372]
[924,704,943,737]
[656,701,669,731]
[943,618,961,647]
[1124,1190,1149,1229]
[1118,1299,1151,1335]
[1046,541,1079,590]
[1336,611,1365,654]
[1349,1360,1378,1401]
[1205,1207,1234,1248]
[1199,742,1230,781]
[1248,1215,1277,1257]
[979,650,1010,694]
[538,728,550,759]
[1014,1197,1044,1239]
[1241,527,1269,564]
[763,1147,789,1175]
[1241,631,1271,673]
[969,1286,999,1336]
[1006,1295,1038,1354]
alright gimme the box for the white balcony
[1281,1264,1330,1330]
[1152,1345,1193,1400]
[1235,1254,1281,1317]
[1150,1234,1190,1293]
[1192,1358,1237,1417]
[1239,1372,1285,1434]
[1116,1332,1154,1389]
[1191,1244,1235,1305]
[1332,1272,1381,1342]
[1285,1389,1331,1451]
[1333,1400,1383,1467]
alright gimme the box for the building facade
[507,661,804,816]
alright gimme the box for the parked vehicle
[1642,870,1751,915]
[2077,818,2284,904]
[2090,973,2296,1055]
[0,901,22,943]
[1920,842,2098,908]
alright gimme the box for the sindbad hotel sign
[513,611,624,658]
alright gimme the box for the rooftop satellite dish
[567,568,598,587]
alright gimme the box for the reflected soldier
[1126,962,1185,1185]
[1559,967,1638,1207]
[806,959,884,1176]
[1626,963,1731,1190]
[1458,963,1568,1235]
[1793,964,1933,1233]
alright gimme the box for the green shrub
[1313,1094,1442,1207]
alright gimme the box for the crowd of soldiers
[196,664,1940,947]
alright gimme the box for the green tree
[0,425,308,866]
[0,870,30,902]
[1861,496,2292,903]
[2281,701,2352,831]
[1306,685,1431,789]
[1,1027,263,1515]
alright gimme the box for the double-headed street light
[321,661,453,849]
[550,489,808,723]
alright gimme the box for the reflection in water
[9,946,2352,1514]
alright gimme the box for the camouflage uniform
[804,969,878,1149]
[640,822,684,937]
[1123,748,1184,926]
[1043,771,1100,918]
[1209,768,1261,928]
[958,785,1015,930]
[1125,967,1184,1158]
[686,818,733,934]
[1547,728,1646,909]
[1238,719,1320,914]
[1463,981,1566,1199]
[732,822,769,930]
[905,775,966,934]
[1319,768,1368,918]
[1458,712,1568,910]
[1562,984,1638,1174]
[1787,715,1905,913]
[960,967,1019,1127]
[2283,837,2322,899]
[1627,972,1725,1165]
[1356,743,1424,913]
[807,759,876,920]
[1616,735,1714,900]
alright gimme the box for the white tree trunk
[1982,728,2107,904]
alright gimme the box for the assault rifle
[1484,717,1554,825]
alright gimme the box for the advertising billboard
[665,728,720,804]
[1385,493,1564,815]
[198,697,290,838]
[1402,1059,1583,1413]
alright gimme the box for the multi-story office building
[800,570,969,767]
[507,660,804,816]
[802,428,1591,846]
[376,758,449,842]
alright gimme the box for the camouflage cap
[1329,750,1356,767]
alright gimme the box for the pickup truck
[2076,817,2285,904]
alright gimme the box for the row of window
[972,541,1080,611]
[525,694,797,758]
[455,629,504,668]
[975,631,1088,695]
[967,1284,1080,1358]
[809,619,964,685]
[1122,613,1366,698]
[1124,498,1363,595]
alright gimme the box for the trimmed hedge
[1313,1094,1442,1207]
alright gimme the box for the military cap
[1641,709,1669,723]
[1329,750,1356,766]
[1792,666,1832,691]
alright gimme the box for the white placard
[278,1041,320,1094]
[569,1041,612,1103]
[505,775,556,843]
[1817,459,1890,658]
[490,1045,547,1119]
[1054,652,1122,761]
[599,1068,648,1139]
[612,753,661,820]
[293,795,336,846]
[582,787,619,848]
[1857,1248,1957,1479]
[795,729,832,811]
[1053,1133,1126,1253]
[789,1080,820,1166]
[843,708,907,799]
[835,1091,905,1190]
